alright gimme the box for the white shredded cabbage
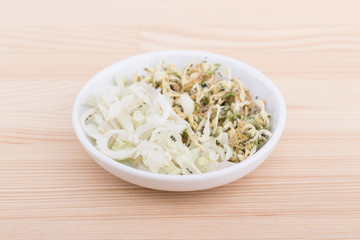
[180,93,194,117]
[81,80,231,175]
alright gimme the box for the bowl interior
[73,50,286,177]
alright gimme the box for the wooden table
[1,1,360,239]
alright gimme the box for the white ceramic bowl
[72,50,286,191]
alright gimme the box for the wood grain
[1,1,360,239]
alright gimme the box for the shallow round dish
[72,50,286,191]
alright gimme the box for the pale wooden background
[1,0,360,239]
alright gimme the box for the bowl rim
[72,50,286,182]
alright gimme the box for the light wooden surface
[1,0,360,239]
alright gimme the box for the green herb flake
[205,63,221,75]
[222,92,235,100]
